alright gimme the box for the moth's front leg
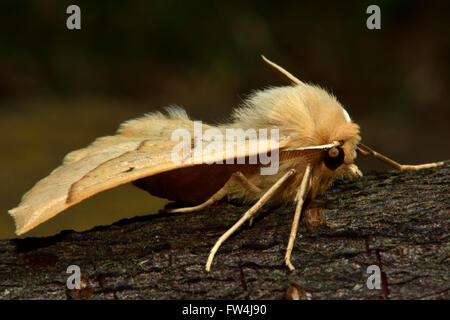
[285,165,312,271]
[333,163,363,180]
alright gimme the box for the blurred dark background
[1,0,449,239]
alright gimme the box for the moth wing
[9,138,149,235]
[9,111,196,235]
[9,111,283,235]
[66,135,283,206]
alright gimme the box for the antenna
[261,55,304,85]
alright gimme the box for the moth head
[236,56,362,178]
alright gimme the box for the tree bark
[0,162,448,300]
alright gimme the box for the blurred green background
[1,1,449,239]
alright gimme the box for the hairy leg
[285,165,312,271]
[160,171,261,214]
[206,169,296,271]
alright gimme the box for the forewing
[9,139,145,235]
[9,117,283,235]
[66,137,283,206]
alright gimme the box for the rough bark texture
[1,162,448,300]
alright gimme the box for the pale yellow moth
[9,56,443,271]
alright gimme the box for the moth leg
[233,171,262,193]
[160,172,260,214]
[231,171,263,227]
[357,143,443,170]
[205,169,296,271]
[159,186,228,214]
[285,165,312,271]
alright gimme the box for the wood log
[0,162,448,300]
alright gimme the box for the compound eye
[324,147,345,170]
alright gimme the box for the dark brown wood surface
[0,162,448,300]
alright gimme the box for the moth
[9,56,443,271]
